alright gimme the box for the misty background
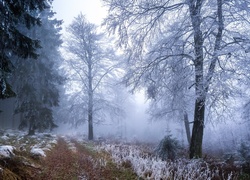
[0,0,250,159]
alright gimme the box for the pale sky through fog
[51,0,150,141]
[52,0,148,106]
[52,0,107,27]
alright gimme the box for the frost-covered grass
[97,142,242,179]
[39,137,137,179]
[0,130,137,179]
[0,129,248,179]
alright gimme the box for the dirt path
[37,137,137,180]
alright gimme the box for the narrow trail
[37,137,137,180]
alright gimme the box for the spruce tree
[14,8,63,135]
[0,0,50,99]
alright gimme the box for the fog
[1,0,250,162]
[53,92,167,141]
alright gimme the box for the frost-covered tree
[13,8,63,135]
[64,13,123,140]
[0,0,51,99]
[144,37,193,141]
[103,0,250,158]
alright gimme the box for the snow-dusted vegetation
[97,141,244,179]
[0,130,57,157]
[0,129,249,179]
[0,130,137,179]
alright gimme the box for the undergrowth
[1,130,249,180]
[0,131,55,180]
[37,138,137,179]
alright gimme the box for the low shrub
[238,141,250,162]
[155,135,180,160]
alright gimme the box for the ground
[0,130,249,179]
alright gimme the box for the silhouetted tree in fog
[64,13,123,140]
[13,8,63,135]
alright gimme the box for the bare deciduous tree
[64,13,123,140]
[103,0,250,158]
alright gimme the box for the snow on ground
[30,145,46,157]
[0,145,15,157]
[0,129,58,158]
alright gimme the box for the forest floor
[0,130,249,180]
[0,131,136,180]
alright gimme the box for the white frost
[0,145,15,157]
[30,146,46,157]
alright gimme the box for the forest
[0,0,250,179]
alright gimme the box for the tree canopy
[103,0,250,158]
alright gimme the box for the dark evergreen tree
[0,0,50,99]
[13,8,63,135]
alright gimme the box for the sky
[52,0,107,28]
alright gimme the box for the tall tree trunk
[88,110,93,140]
[189,0,205,159]
[188,0,223,158]
[190,99,205,158]
[88,63,94,140]
[88,95,93,140]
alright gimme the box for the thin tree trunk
[28,115,35,135]
[88,88,94,140]
[88,91,94,140]
[88,109,93,140]
[88,62,94,140]
[184,112,191,145]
